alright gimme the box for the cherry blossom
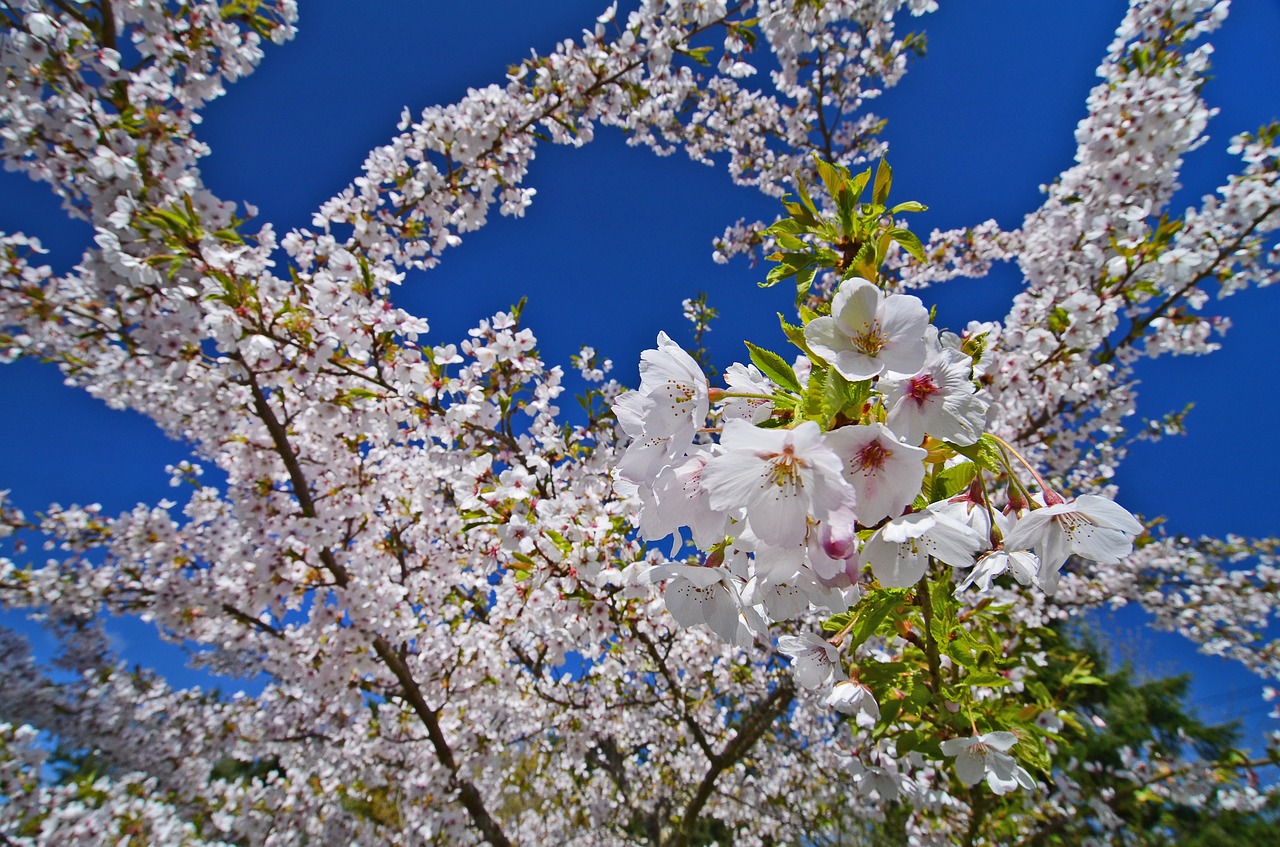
[700,420,853,548]
[803,277,929,381]
[861,507,987,588]
[881,327,989,446]
[825,423,928,525]
[777,632,842,690]
[824,680,881,727]
[956,549,1041,596]
[940,731,1037,795]
[0,0,1275,843]
[651,563,745,644]
[720,362,775,423]
[1004,494,1145,593]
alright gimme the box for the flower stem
[916,568,944,696]
[988,433,1055,503]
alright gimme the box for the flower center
[768,445,805,489]
[907,373,940,405]
[855,440,892,473]
[1055,510,1094,540]
[662,379,696,409]
[851,320,887,355]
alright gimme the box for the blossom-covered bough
[0,0,1276,845]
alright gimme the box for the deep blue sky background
[2,1,1279,752]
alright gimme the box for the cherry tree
[0,1,1277,845]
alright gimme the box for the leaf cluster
[760,156,927,303]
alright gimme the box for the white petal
[1067,523,1134,565]
[1074,494,1144,534]
[953,749,987,786]
[982,731,1018,752]
[831,278,882,336]
[864,533,928,588]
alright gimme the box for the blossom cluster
[0,0,1276,844]
[616,254,1144,793]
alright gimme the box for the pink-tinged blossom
[825,680,880,728]
[777,632,841,690]
[701,420,853,549]
[862,507,986,588]
[1003,494,1144,593]
[940,731,1037,795]
[882,328,988,446]
[803,277,929,381]
[807,505,862,588]
[825,423,927,525]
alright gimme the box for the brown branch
[672,678,795,847]
[633,624,717,761]
[238,358,512,847]
[220,603,282,639]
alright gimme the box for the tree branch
[238,358,512,847]
[672,677,795,847]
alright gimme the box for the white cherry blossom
[940,731,1037,795]
[803,277,929,381]
[1003,494,1144,593]
[720,362,775,423]
[825,680,881,727]
[862,506,986,588]
[825,423,927,525]
[777,632,841,690]
[701,420,853,548]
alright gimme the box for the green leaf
[794,174,821,222]
[835,190,857,238]
[803,364,828,422]
[679,45,713,65]
[889,228,927,263]
[961,670,1012,688]
[821,610,855,633]
[822,366,852,423]
[845,168,871,209]
[745,341,802,393]
[795,265,817,302]
[949,435,1004,473]
[813,156,848,209]
[933,462,978,501]
[847,588,909,651]
[764,217,805,236]
[779,314,808,350]
[890,200,928,214]
[814,246,842,268]
[775,232,807,251]
[1047,306,1071,335]
[872,157,893,206]
[839,381,867,419]
[762,262,792,289]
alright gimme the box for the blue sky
[2,1,1279,751]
